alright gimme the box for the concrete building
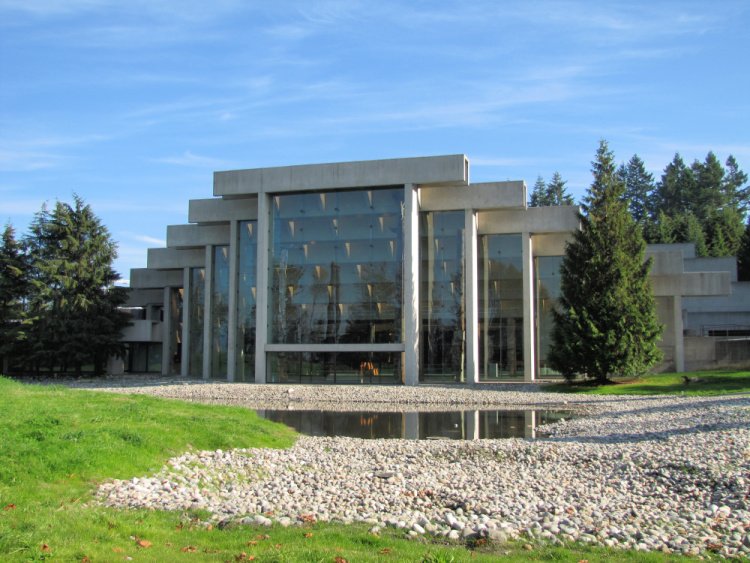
[125,155,743,383]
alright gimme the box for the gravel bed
[81,377,750,558]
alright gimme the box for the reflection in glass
[267,351,402,384]
[189,267,205,377]
[236,221,257,382]
[479,234,524,380]
[211,246,229,378]
[536,255,563,377]
[268,188,404,345]
[419,211,465,382]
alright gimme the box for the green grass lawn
[0,376,701,562]
[542,368,750,396]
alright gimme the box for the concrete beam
[129,268,183,289]
[478,206,580,235]
[532,233,573,256]
[420,181,525,211]
[167,224,230,248]
[645,249,685,276]
[651,271,731,297]
[126,288,164,307]
[188,197,258,223]
[214,154,469,196]
[147,247,205,269]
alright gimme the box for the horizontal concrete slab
[147,248,205,269]
[214,154,469,196]
[129,268,184,289]
[188,197,258,223]
[477,206,580,235]
[685,256,738,282]
[645,249,685,276]
[121,320,163,343]
[126,288,163,307]
[651,271,731,297]
[420,181,525,211]
[532,233,573,256]
[167,224,230,248]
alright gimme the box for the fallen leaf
[136,539,152,549]
[304,532,313,538]
[274,543,282,548]
[112,547,124,553]
[181,546,197,553]
[3,504,16,511]
[81,557,91,563]
[234,552,248,561]
[578,560,589,563]
[301,513,316,523]
[334,557,348,563]
[246,541,257,546]
[41,544,50,552]
[378,548,392,554]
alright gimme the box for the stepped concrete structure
[122,155,742,382]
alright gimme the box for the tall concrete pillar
[524,410,536,439]
[161,285,172,376]
[403,412,419,439]
[465,410,480,440]
[227,220,239,382]
[465,209,479,384]
[202,245,213,380]
[522,232,536,382]
[674,295,685,372]
[403,183,420,386]
[255,193,270,384]
[180,267,190,377]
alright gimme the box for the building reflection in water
[255,409,569,440]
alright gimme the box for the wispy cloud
[153,150,234,169]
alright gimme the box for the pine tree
[546,172,574,205]
[529,176,546,207]
[0,224,29,373]
[548,141,662,383]
[724,155,749,212]
[617,154,655,226]
[25,196,130,376]
[654,154,693,216]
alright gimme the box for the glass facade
[267,351,401,384]
[536,255,563,377]
[236,221,257,382]
[478,234,524,380]
[419,211,465,382]
[188,267,205,377]
[210,246,230,378]
[268,188,404,345]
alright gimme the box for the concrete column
[403,183,420,386]
[255,193,271,383]
[403,412,419,440]
[522,232,536,382]
[202,245,213,380]
[524,410,536,439]
[465,410,480,440]
[674,294,685,372]
[465,210,479,384]
[227,220,239,382]
[482,237,489,378]
[180,267,190,377]
[161,285,172,376]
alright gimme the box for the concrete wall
[167,224,230,248]
[477,206,579,234]
[420,181,525,211]
[188,197,258,223]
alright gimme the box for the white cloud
[153,150,233,169]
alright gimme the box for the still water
[255,409,569,440]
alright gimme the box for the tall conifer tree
[549,141,662,383]
[0,225,29,372]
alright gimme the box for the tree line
[0,196,130,376]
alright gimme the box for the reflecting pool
[255,409,569,440]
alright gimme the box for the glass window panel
[479,234,524,380]
[269,187,404,344]
[536,255,563,377]
[189,267,205,377]
[211,246,230,379]
[419,211,465,383]
[236,221,257,382]
[267,351,402,384]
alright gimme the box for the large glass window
[267,351,401,384]
[536,255,563,377]
[269,188,404,345]
[211,246,229,378]
[236,221,257,382]
[419,211,465,382]
[479,234,524,380]
[188,267,205,378]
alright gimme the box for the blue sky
[1,0,749,283]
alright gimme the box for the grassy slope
[542,369,750,396]
[0,377,696,562]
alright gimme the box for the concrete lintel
[126,288,164,307]
[167,224,230,248]
[214,154,469,196]
[188,197,258,223]
[651,271,731,297]
[419,181,525,211]
[645,249,685,276]
[532,233,572,256]
[147,247,205,269]
[478,206,580,235]
[129,268,183,289]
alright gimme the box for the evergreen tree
[653,153,693,216]
[738,218,750,282]
[25,196,130,376]
[724,155,749,212]
[529,176,547,207]
[548,141,662,383]
[617,154,655,226]
[0,225,29,372]
[690,152,726,223]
